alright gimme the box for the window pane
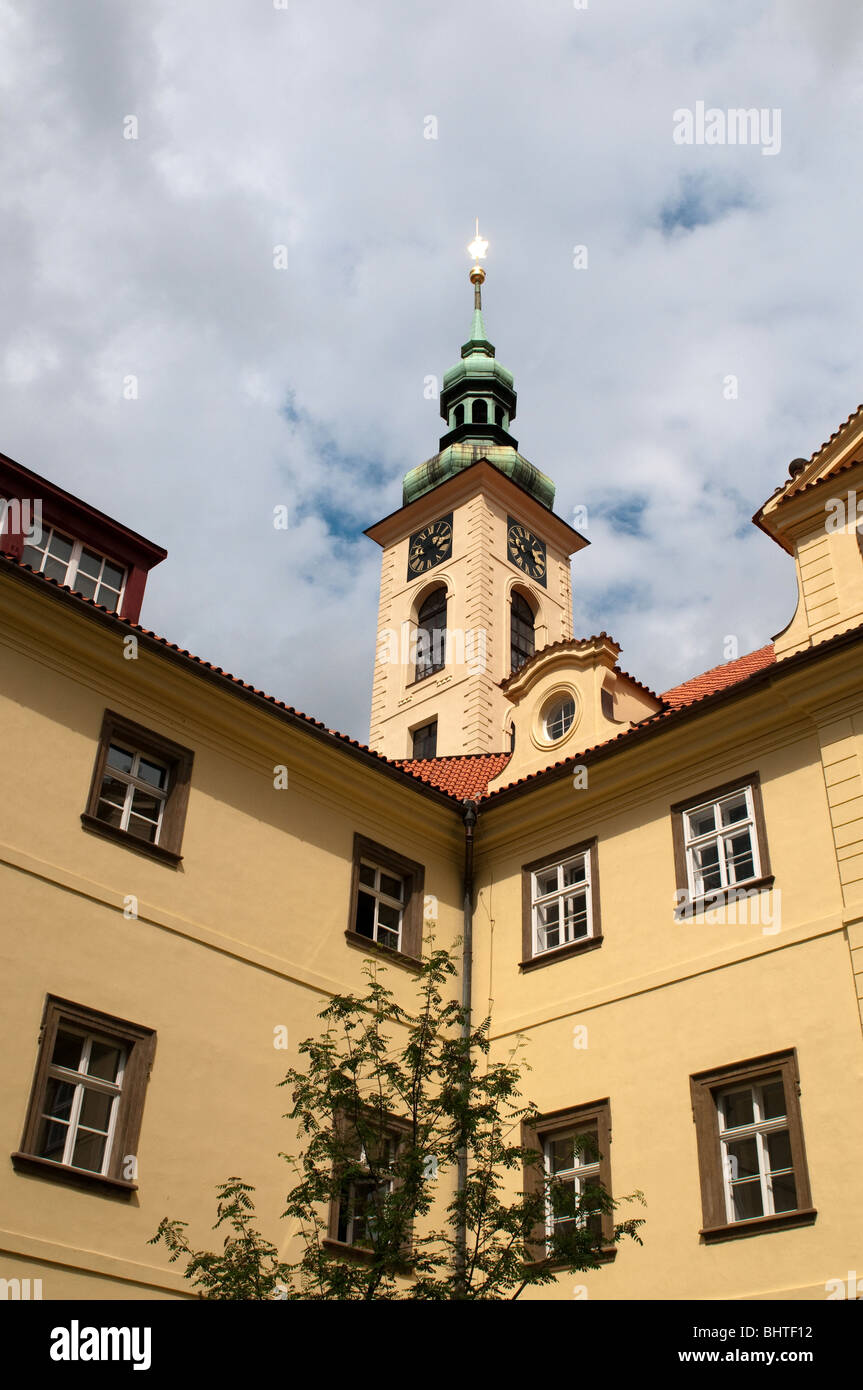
[724,830,754,883]
[77,549,102,579]
[102,562,125,590]
[549,1137,574,1174]
[96,798,124,829]
[88,1040,123,1083]
[537,901,560,950]
[137,758,168,790]
[21,543,43,568]
[687,806,715,838]
[720,793,748,826]
[574,1128,600,1166]
[96,586,120,612]
[355,890,375,938]
[760,1077,785,1121]
[359,864,376,888]
[563,892,588,939]
[379,872,403,901]
[722,1087,754,1130]
[71,1129,107,1172]
[74,574,97,600]
[43,1076,76,1122]
[535,867,558,898]
[36,1117,68,1162]
[43,555,69,582]
[693,843,722,892]
[106,745,134,775]
[725,1136,759,1181]
[770,1171,797,1214]
[765,1129,792,1173]
[550,1176,577,1220]
[52,1029,84,1072]
[79,1087,113,1132]
[129,789,161,822]
[127,813,158,844]
[47,532,73,563]
[562,858,586,887]
[731,1179,763,1220]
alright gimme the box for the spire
[463,220,494,358]
[401,225,556,510]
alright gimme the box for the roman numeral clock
[407,513,453,578]
[507,516,547,586]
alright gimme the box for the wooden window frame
[671,772,773,916]
[521,1099,615,1266]
[324,1108,414,1264]
[346,833,425,970]
[81,709,194,867]
[12,996,156,1197]
[520,838,602,971]
[689,1049,816,1243]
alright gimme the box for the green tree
[151,944,644,1299]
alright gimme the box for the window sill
[675,876,775,920]
[81,813,182,867]
[405,671,445,691]
[527,1244,617,1272]
[344,930,423,974]
[520,934,603,972]
[322,1238,413,1275]
[700,1208,817,1243]
[11,1152,137,1197]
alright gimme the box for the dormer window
[543,695,576,742]
[21,527,125,613]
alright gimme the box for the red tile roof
[395,752,512,799]
[0,553,830,804]
[661,645,776,708]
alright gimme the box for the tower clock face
[507,517,547,587]
[407,513,453,579]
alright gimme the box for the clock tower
[366,230,588,760]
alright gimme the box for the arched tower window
[495,405,504,427]
[415,587,448,681]
[510,591,535,673]
[471,399,488,424]
[454,403,464,427]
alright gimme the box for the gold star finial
[467,217,488,264]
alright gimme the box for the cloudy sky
[2,0,863,740]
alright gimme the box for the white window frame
[97,745,170,844]
[21,525,127,611]
[357,859,405,951]
[683,784,760,899]
[543,695,575,742]
[543,1125,602,1249]
[531,852,592,956]
[38,1029,126,1176]
[717,1074,795,1224]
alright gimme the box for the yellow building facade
[1,282,863,1301]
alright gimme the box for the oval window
[543,696,575,742]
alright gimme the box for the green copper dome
[402,279,556,509]
[403,442,555,509]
